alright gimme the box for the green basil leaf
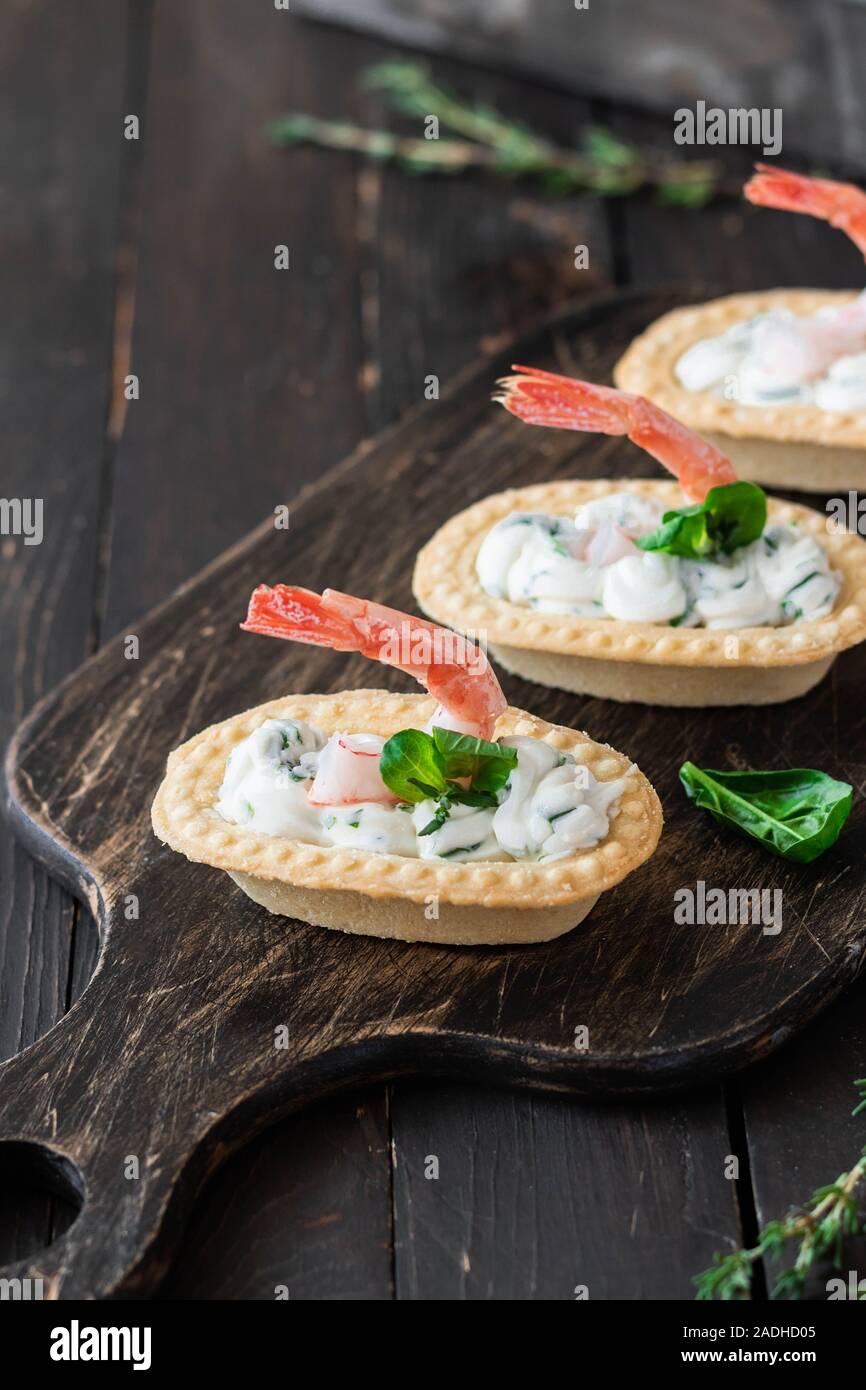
[380,729,446,803]
[417,799,452,837]
[408,778,445,799]
[679,762,853,863]
[444,782,499,809]
[636,482,767,559]
[381,726,517,807]
[431,726,517,792]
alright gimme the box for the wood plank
[159,1091,392,1300]
[0,0,126,1260]
[359,73,612,433]
[296,0,866,175]
[740,980,866,1299]
[393,1084,739,1299]
[617,154,865,297]
[101,2,392,1300]
[102,4,372,629]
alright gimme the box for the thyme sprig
[695,1078,866,1300]
[269,62,724,206]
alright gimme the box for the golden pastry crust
[614,289,866,448]
[151,690,662,910]
[412,479,866,669]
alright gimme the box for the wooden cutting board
[3,290,866,1299]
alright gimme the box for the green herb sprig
[269,62,725,206]
[679,763,853,864]
[379,726,516,835]
[696,1080,866,1300]
[636,482,767,560]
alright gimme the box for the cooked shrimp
[742,166,866,380]
[744,164,866,260]
[308,733,394,806]
[242,585,507,740]
[495,367,737,502]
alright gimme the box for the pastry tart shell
[613,290,866,492]
[412,479,866,707]
[151,690,662,946]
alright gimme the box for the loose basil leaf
[635,482,767,559]
[679,762,853,863]
[380,729,446,803]
[431,726,517,792]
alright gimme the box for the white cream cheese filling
[216,718,628,864]
[474,491,840,629]
[674,302,866,410]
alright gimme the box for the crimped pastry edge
[151,690,662,910]
[613,289,866,448]
[412,479,866,669]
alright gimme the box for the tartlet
[615,166,866,493]
[413,370,866,707]
[414,477,866,706]
[152,589,662,946]
[614,289,866,492]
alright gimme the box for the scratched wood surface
[0,0,127,1267]
[1,1,864,1301]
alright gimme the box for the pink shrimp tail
[496,366,737,502]
[242,585,506,740]
[496,367,634,435]
[744,164,866,261]
[242,584,358,649]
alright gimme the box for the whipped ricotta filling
[475,492,840,628]
[216,718,628,863]
[674,303,866,410]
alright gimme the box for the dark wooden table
[2,1,865,1300]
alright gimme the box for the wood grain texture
[0,0,127,1262]
[2,290,865,1297]
[158,1090,392,1300]
[392,1083,739,1300]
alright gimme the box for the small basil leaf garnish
[379,726,517,806]
[679,762,853,863]
[446,785,499,808]
[635,482,767,559]
[379,729,447,803]
[408,778,446,799]
[431,727,517,792]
